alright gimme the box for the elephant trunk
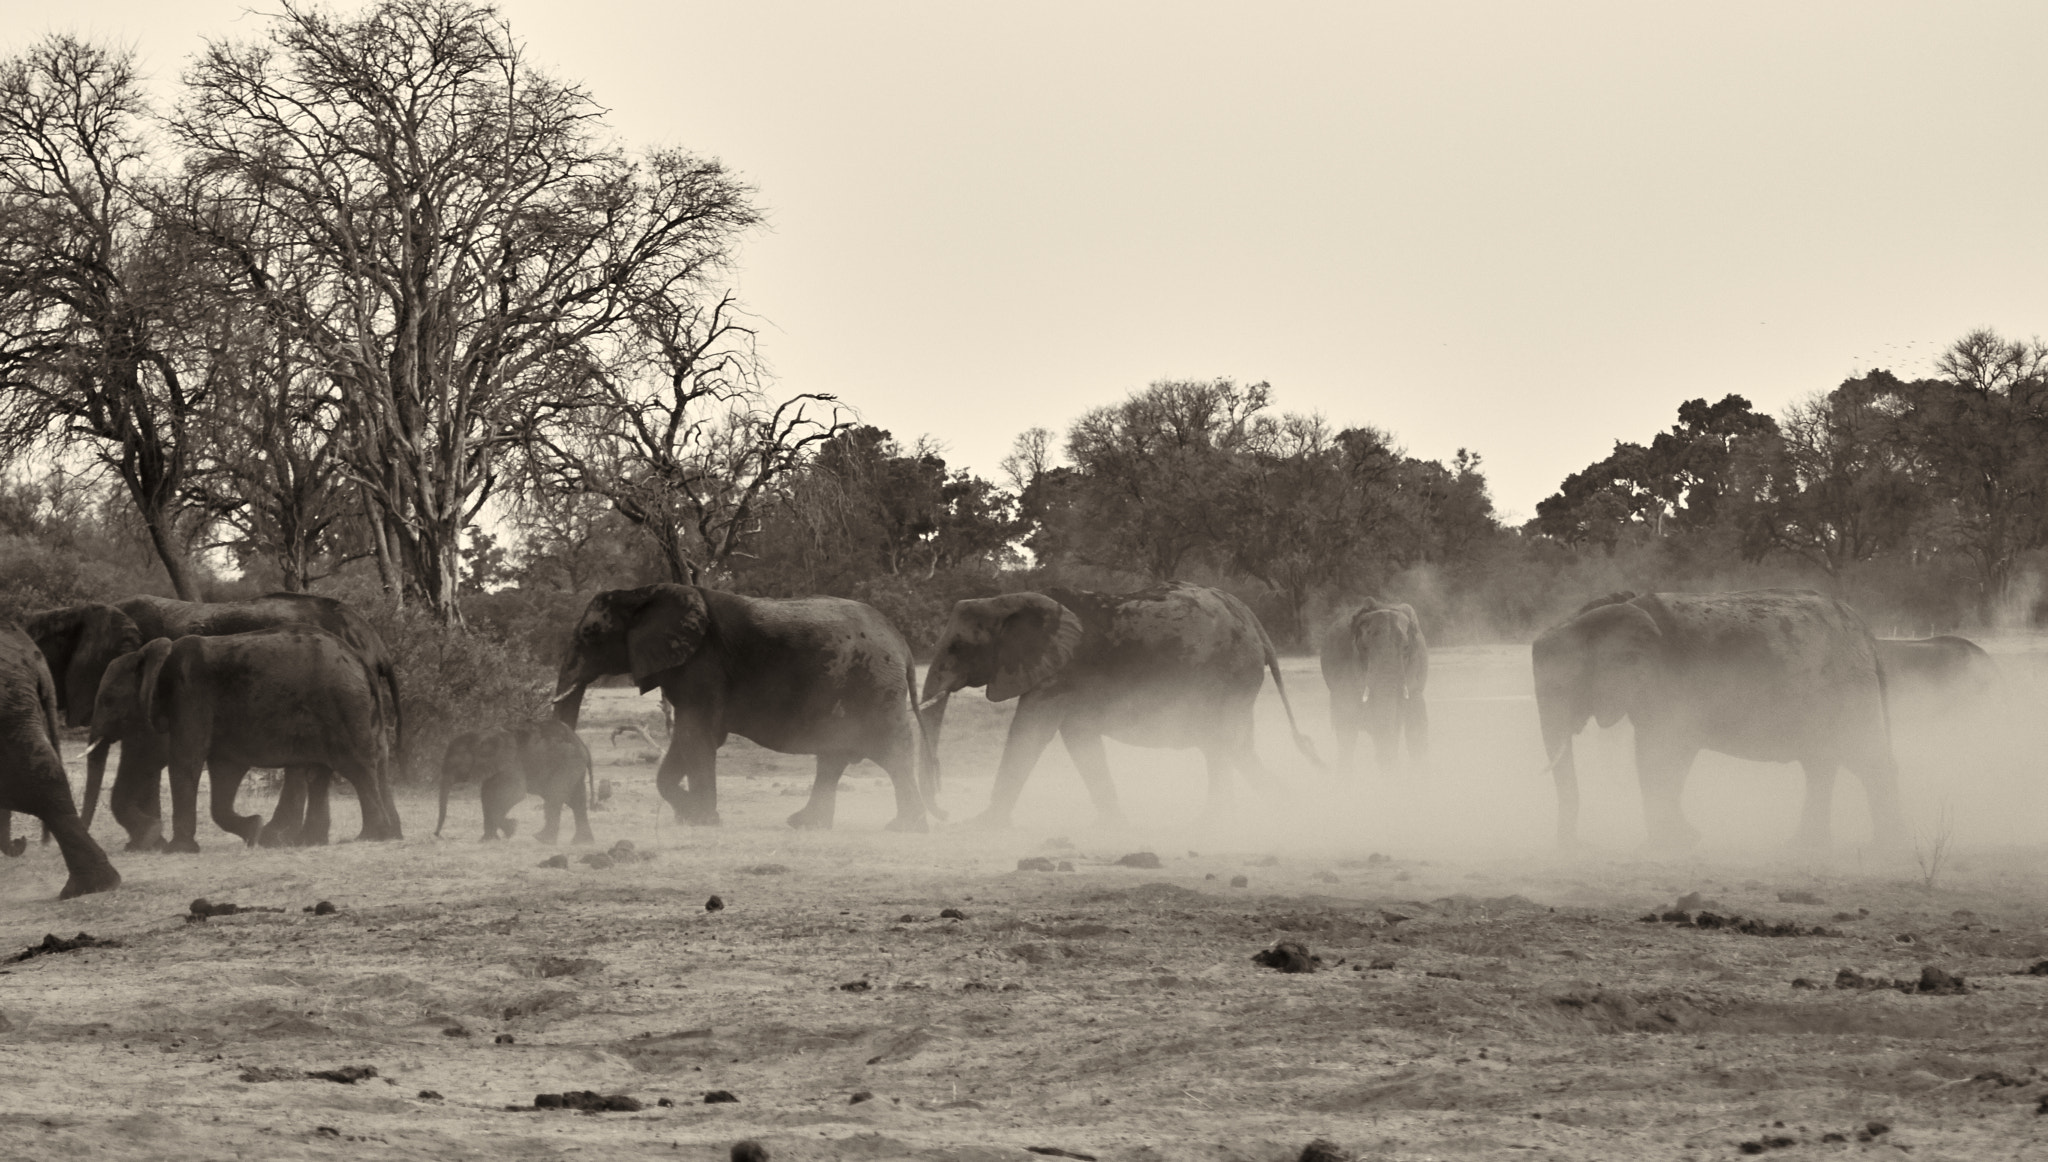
[918,691,949,817]
[920,655,967,707]
[552,657,590,729]
[1534,662,1589,849]
[82,739,111,830]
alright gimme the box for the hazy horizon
[23,0,2048,519]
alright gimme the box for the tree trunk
[131,491,200,601]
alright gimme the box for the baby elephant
[437,720,595,844]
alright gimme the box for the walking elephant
[102,629,398,851]
[50,592,403,849]
[0,626,120,898]
[920,582,1319,828]
[551,584,936,831]
[1320,601,1429,771]
[437,719,594,843]
[1532,589,1905,851]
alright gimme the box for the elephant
[1319,601,1429,771]
[49,592,403,849]
[436,719,595,843]
[551,584,936,831]
[920,581,1320,828]
[1873,635,2000,715]
[1532,588,1905,851]
[0,626,120,898]
[103,628,399,851]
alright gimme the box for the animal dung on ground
[188,898,284,921]
[849,1090,873,1104]
[1298,1140,1354,1162]
[306,1065,379,1084]
[1252,940,1323,973]
[303,901,338,915]
[1636,910,1834,937]
[597,778,614,801]
[538,854,569,869]
[533,1091,642,1111]
[704,1089,740,1103]
[416,1090,443,1100]
[1833,966,1970,994]
[1115,852,1162,869]
[2019,960,2048,976]
[1314,870,1340,883]
[10,932,121,962]
[705,895,726,912]
[1776,890,1826,905]
[731,1141,770,1162]
[441,1024,471,1038]
[1016,856,1057,872]
[1229,875,1249,888]
[238,1065,302,1083]
[495,1033,516,1044]
[609,839,635,856]
[535,955,604,978]
[579,852,614,869]
[838,979,872,993]
[939,908,968,920]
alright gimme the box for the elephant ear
[625,585,712,693]
[137,637,179,736]
[988,596,1084,703]
[68,605,142,728]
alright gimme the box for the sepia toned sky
[29,2,2048,519]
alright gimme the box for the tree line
[3,3,2043,658]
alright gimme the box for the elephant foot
[2,836,24,858]
[536,830,560,845]
[961,809,1013,831]
[786,805,834,831]
[164,837,202,854]
[883,814,929,834]
[59,866,121,899]
[257,825,295,849]
[675,808,722,827]
[293,830,330,848]
[571,828,595,845]
[124,833,164,853]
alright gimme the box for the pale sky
[24,1,2048,520]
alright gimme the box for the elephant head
[1354,607,1421,697]
[551,584,712,729]
[1531,599,1661,842]
[919,592,1083,769]
[25,604,144,728]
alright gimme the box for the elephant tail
[1255,620,1324,770]
[435,773,451,838]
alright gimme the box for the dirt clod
[579,852,614,869]
[1297,1139,1352,1162]
[538,855,569,869]
[304,900,337,915]
[534,1091,641,1111]
[1017,857,1056,872]
[1251,940,1322,973]
[839,980,871,992]
[417,1090,442,1100]
[11,933,121,962]
[1230,875,1249,888]
[1917,966,1968,995]
[850,1090,873,1104]
[441,1024,471,1037]
[940,908,968,920]
[306,1065,378,1084]
[705,895,725,912]
[2021,960,2048,976]
[1025,1148,1097,1161]
[238,1065,300,1083]
[1116,852,1162,869]
[188,899,284,920]
[495,1033,515,1044]
[704,1089,739,1103]
[536,955,603,978]
[731,1141,770,1162]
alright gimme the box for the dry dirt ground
[6,646,2048,1161]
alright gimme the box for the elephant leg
[1634,737,1701,850]
[969,701,1064,828]
[164,759,205,853]
[565,768,594,845]
[1791,757,1837,850]
[207,763,264,846]
[1364,696,1400,772]
[108,753,165,852]
[325,758,384,843]
[790,755,851,831]
[1403,695,1431,770]
[656,735,721,826]
[536,786,563,845]
[0,754,119,898]
[261,767,309,848]
[878,728,929,833]
[1060,727,1126,827]
[1846,741,1909,853]
[0,811,20,858]
[1328,691,1360,773]
[300,769,333,846]
[480,772,523,840]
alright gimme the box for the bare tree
[0,35,208,598]
[519,294,848,583]
[174,0,759,621]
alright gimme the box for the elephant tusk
[550,686,581,705]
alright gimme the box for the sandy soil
[5,647,2048,1161]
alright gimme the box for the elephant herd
[0,580,2007,901]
